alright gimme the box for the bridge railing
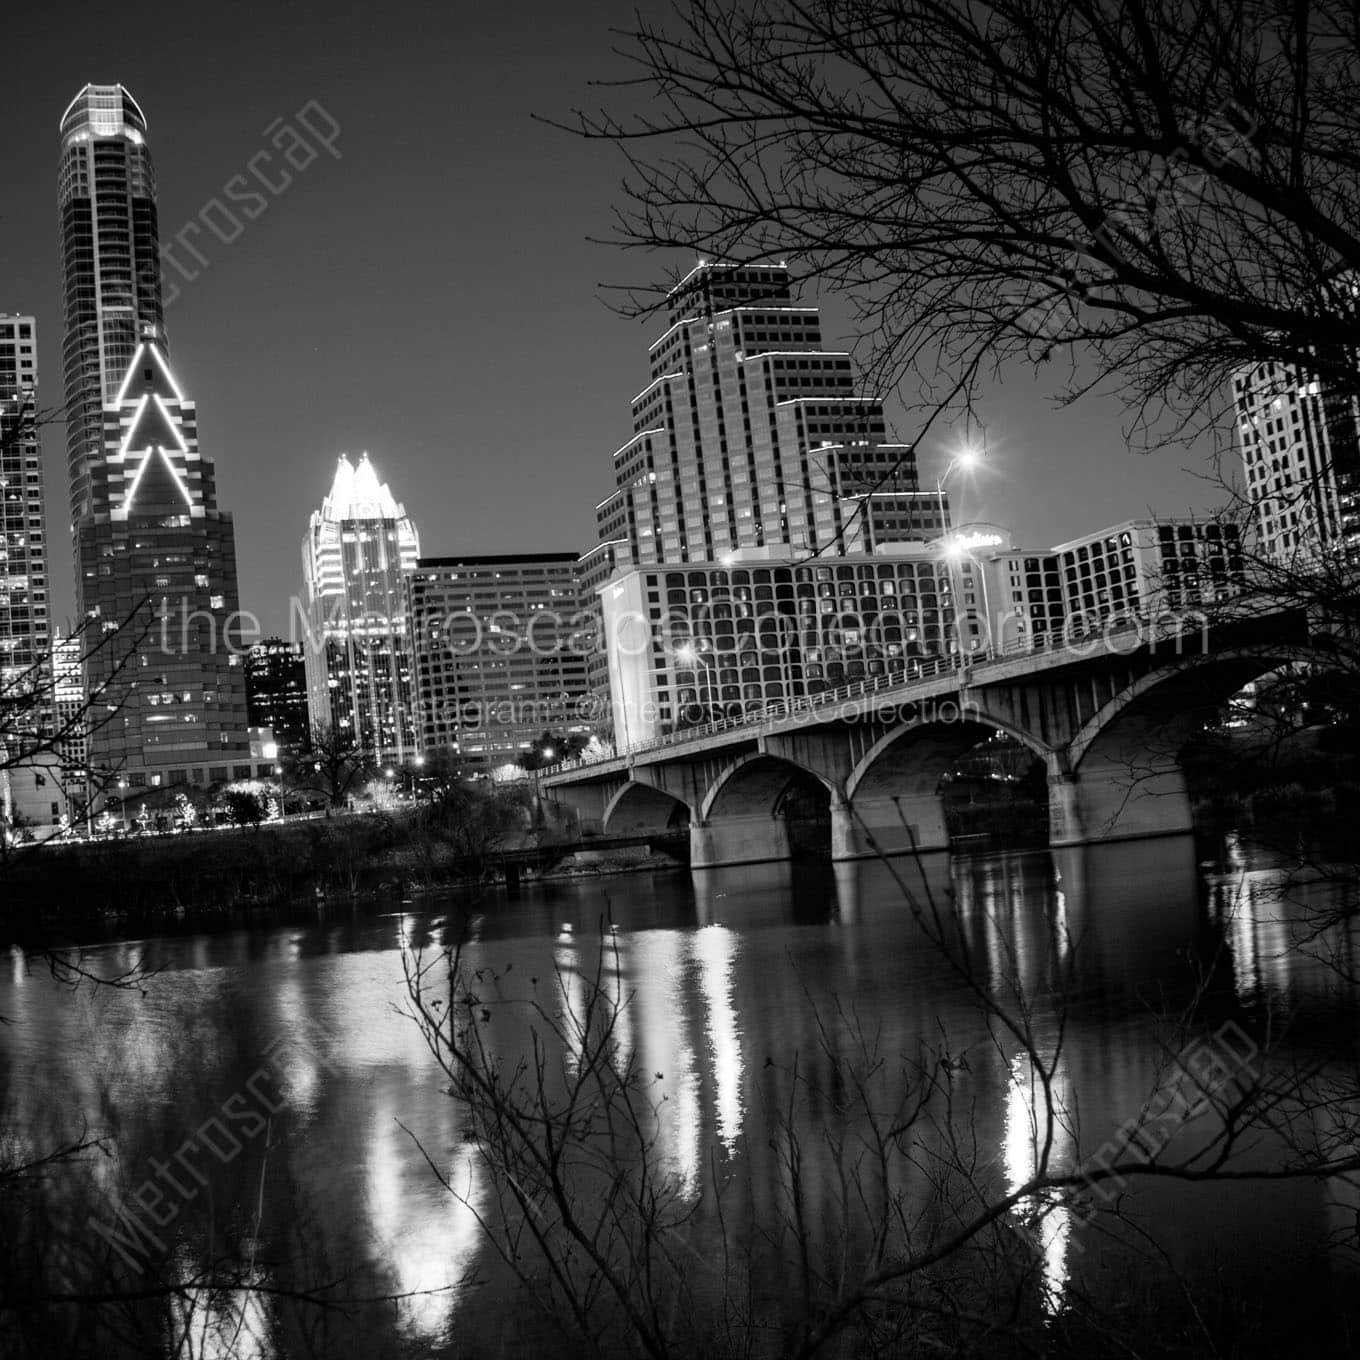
[541,601,1246,777]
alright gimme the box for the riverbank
[0,814,484,938]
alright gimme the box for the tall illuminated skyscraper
[301,454,421,762]
[59,85,165,529]
[59,86,250,792]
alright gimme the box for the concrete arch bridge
[541,606,1316,869]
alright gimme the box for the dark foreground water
[2,833,1359,1358]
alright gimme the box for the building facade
[408,553,591,770]
[1051,518,1244,629]
[49,629,88,789]
[0,314,49,733]
[602,546,955,746]
[245,639,311,755]
[1233,360,1360,562]
[80,338,250,790]
[301,454,420,762]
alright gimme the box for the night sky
[4,0,1223,637]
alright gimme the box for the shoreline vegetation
[2,734,1352,946]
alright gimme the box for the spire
[321,451,406,521]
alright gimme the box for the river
[1,833,1357,1358]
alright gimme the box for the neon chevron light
[123,445,192,511]
[150,394,189,451]
[113,342,187,406]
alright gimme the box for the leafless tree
[282,720,374,809]
[563,0,1360,441]
[401,843,1360,1359]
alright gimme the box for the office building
[408,552,591,770]
[1233,360,1360,561]
[245,639,311,755]
[0,315,50,733]
[301,453,420,762]
[80,336,251,789]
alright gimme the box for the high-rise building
[0,315,49,725]
[582,260,952,740]
[59,85,250,794]
[301,454,420,762]
[59,85,164,531]
[245,639,311,756]
[1233,361,1360,562]
[407,553,592,770]
[79,335,250,789]
[592,260,945,570]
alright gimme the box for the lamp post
[934,443,986,669]
[117,778,128,834]
[674,641,717,724]
[941,539,996,664]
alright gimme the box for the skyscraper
[59,85,164,528]
[591,260,945,571]
[1233,360,1360,562]
[301,454,421,762]
[0,315,49,720]
[583,260,952,742]
[59,85,250,794]
[82,336,250,787]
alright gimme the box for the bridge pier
[831,794,950,860]
[1048,763,1194,847]
[691,813,792,869]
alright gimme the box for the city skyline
[1,0,1223,641]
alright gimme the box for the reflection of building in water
[1004,1051,1075,1312]
[952,851,1061,993]
[1212,832,1358,1008]
[365,1101,482,1338]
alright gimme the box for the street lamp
[675,640,717,723]
[941,537,996,664]
[117,778,128,834]
[935,442,988,669]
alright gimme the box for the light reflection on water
[0,834,1356,1357]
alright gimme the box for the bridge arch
[1055,646,1300,845]
[692,751,836,870]
[1067,647,1298,772]
[845,709,1052,804]
[700,750,837,823]
[601,780,692,836]
[835,709,1051,859]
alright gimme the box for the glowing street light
[934,437,992,670]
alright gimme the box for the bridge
[539,602,1316,869]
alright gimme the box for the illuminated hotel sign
[951,529,1006,552]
